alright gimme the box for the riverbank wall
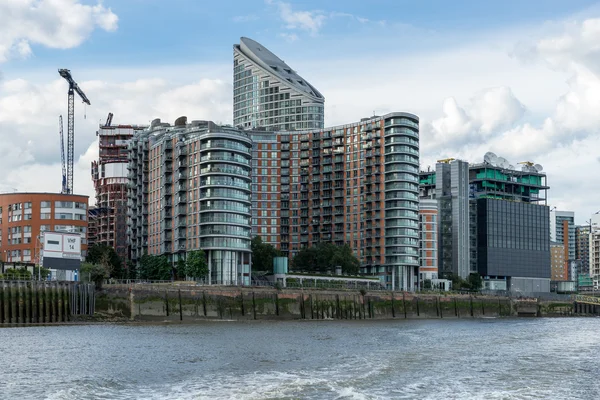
[0,281,96,326]
[95,284,579,321]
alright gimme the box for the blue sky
[1,0,600,222]
[4,0,600,74]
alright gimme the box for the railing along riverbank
[0,280,95,326]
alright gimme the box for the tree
[468,273,482,291]
[125,261,138,280]
[138,254,171,281]
[174,258,186,281]
[33,266,51,280]
[86,244,123,279]
[185,250,208,280]
[3,267,31,280]
[423,279,432,290]
[80,262,110,288]
[291,243,360,275]
[291,245,317,272]
[251,236,281,272]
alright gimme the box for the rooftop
[235,37,324,101]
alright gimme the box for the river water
[0,318,598,399]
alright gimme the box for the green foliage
[3,267,32,280]
[442,272,482,291]
[185,250,208,279]
[80,262,110,287]
[423,279,432,289]
[33,266,51,280]
[138,254,172,281]
[468,273,482,291]
[291,243,360,275]
[126,261,137,280]
[251,236,281,272]
[86,244,124,279]
[175,258,186,280]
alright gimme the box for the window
[55,201,74,208]
[24,202,32,209]
[55,213,73,220]
[75,202,87,210]
[40,201,51,208]
[41,213,52,220]
[40,225,51,231]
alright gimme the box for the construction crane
[58,69,91,194]
[437,158,455,164]
[518,161,534,167]
[59,116,67,194]
[105,112,114,127]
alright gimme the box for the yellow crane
[437,158,455,164]
[518,161,534,166]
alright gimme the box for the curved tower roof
[236,37,323,101]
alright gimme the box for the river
[0,318,598,399]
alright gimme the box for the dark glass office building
[476,198,550,286]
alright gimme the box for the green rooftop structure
[469,153,548,204]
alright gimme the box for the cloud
[417,86,527,153]
[279,33,299,42]
[0,75,232,199]
[410,17,600,221]
[266,0,326,35]
[0,0,118,62]
[266,2,385,37]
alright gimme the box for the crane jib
[58,68,91,194]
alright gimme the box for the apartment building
[250,112,420,291]
[550,242,566,281]
[233,37,324,131]
[419,199,438,282]
[128,117,253,284]
[0,193,88,264]
[92,122,146,261]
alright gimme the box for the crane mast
[59,116,67,194]
[58,69,91,194]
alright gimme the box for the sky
[0,0,599,224]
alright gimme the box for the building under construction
[91,115,146,262]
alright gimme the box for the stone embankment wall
[95,285,573,321]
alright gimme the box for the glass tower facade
[233,37,324,131]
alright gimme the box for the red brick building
[0,192,88,264]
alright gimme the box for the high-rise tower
[233,37,324,131]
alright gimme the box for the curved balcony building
[198,133,253,284]
[383,113,420,290]
[128,117,253,285]
[249,112,419,291]
[233,37,324,131]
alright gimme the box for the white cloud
[0,0,118,62]
[266,0,326,35]
[266,2,385,37]
[0,75,232,200]
[413,17,600,222]
[279,33,299,42]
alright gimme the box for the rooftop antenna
[484,152,498,167]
